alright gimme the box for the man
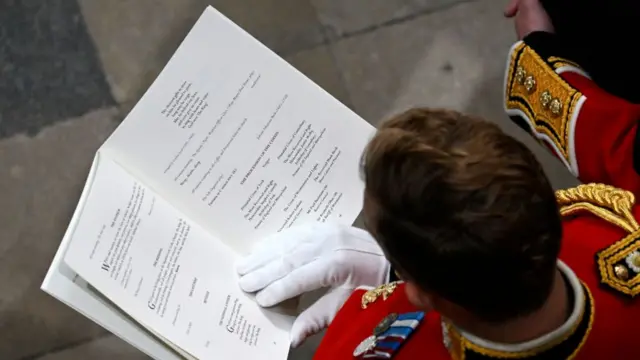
[238,108,639,359]
[236,2,640,359]
[503,0,640,194]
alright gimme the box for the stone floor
[0,0,580,359]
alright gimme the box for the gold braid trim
[556,183,639,233]
[448,282,595,359]
[596,231,640,297]
[557,183,640,298]
[548,56,583,71]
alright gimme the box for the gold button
[515,66,526,84]
[540,91,552,108]
[524,76,536,93]
[549,98,562,115]
[614,264,630,280]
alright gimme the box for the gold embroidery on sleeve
[505,44,583,162]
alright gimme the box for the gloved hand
[236,223,390,347]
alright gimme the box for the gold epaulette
[557,183,640,298]
[505,42,585,174]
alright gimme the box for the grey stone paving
[0,0,115,138]
[0,0,579,359]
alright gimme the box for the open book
[41,6,375,360]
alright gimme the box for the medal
[373,313,398,336]
[353,335,377,357]
[353,312,425,358]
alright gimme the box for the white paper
[102,6,375,253]
[43,5,375,360]
[41,154,185,360]
[63,156,292,360]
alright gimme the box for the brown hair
[362,108,562,322]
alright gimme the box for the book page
[48,265,192,360]
[63,155,293,360]
[101,6,375,253]
[41,155,186,360]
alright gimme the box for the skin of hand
[504,0,555,39]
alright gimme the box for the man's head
[361,108,562,325]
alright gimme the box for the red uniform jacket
[503,32,640,195]
[313,184,640,359]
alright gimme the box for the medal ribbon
[362,311,425,359]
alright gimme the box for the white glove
[236,223,390,347]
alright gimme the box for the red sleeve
[503,32,640,195]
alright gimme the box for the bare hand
[504,0,554,40]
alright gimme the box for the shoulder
[555,184,640,357]
[556,183,640,299]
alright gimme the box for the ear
[404,281,434,311]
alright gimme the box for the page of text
[64,155,292,360]
[102,7,375,253]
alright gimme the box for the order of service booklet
[41,6,375,360]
